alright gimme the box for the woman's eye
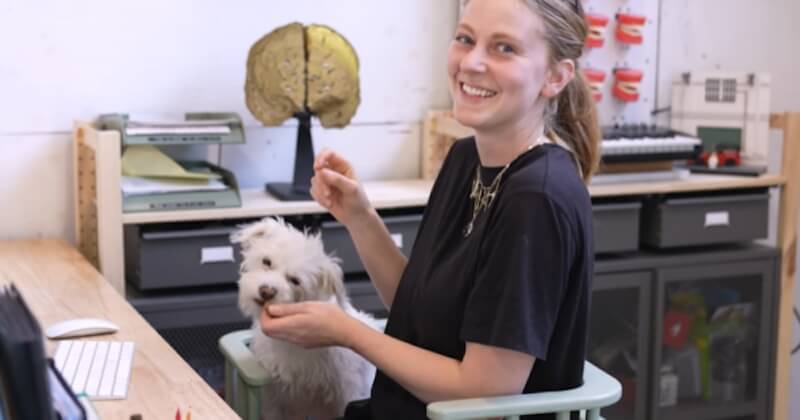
[262,257,272,268]
[454,34,473,45]
[496,43,516,54]
[288,276,300,286]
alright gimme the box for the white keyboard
[601,135,701,156]
[54,340,135,400]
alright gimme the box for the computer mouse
[45,318,119,339]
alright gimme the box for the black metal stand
[265,112,314,201]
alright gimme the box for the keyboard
[54,340,135,400]
[601,124,702,163]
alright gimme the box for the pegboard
[580,0,660,126]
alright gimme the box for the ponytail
[521,0,602,183]
[548,69,601,183]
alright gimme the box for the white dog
[232,217,377,420]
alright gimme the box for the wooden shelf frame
[768,112,800,420]
[72,121,432,296]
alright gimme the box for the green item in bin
[121,145,221,180]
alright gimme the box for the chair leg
[585,408,600,420]
[224,361,235,407]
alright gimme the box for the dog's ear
[317,257,348,307]
[230,217,281,249]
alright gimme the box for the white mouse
[45,318,119,339]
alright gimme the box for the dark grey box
[346,279,388,318]
[593,201,642,254]
[641,190,769,248]
[125,224,242,291]
[320,214,422,275]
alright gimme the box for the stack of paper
[124,113,233,136]
[120,145,227,197]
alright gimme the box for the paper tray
[122,161,241,213]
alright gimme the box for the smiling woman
[258,1,601,419]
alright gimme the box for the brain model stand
[246,22,361,200]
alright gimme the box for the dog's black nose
[259,285,277,302]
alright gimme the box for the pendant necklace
[463,136,548,237]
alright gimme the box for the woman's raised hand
[310,149,372,227]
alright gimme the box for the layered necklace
[463,135,549,237]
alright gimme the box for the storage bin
[640,189,769,248]
[124,223,242,290]
[320,214,422,274]
[593,200,642,254]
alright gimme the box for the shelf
[122,179,432,225]
[589,173,784,198]
[121,173,785,225]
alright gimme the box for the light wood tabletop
[0,239,240,420]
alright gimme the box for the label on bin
[201,246,234,264]
[390,233,403,248]
[704,211,730,227]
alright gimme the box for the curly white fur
[232,217,377,420]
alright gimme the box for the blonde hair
[461,0,602,182]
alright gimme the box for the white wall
[0,0,458,241]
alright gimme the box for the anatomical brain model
[245,22,361,128]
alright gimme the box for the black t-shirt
[369,137,594,420]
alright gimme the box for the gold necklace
[463,136,548,237]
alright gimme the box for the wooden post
[73,122,125,296]
[771,112,800,420]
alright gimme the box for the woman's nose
[461,47,488,73]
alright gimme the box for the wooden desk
[0,240,239,419]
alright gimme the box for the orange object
[583,68,606,102]
[613,68,643,102]
[616,13,647,44]
[585,13,609,48]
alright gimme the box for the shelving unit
[73,112,800,419]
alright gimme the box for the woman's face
[447,0,551,132]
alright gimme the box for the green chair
[219,329,621,420]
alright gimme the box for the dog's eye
[288,276,300,286]
[262,257,272,268]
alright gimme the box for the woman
[261,0,601,418]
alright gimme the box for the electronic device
[601,124,701,163]
[46,318,119,339]
[0,284,55,419]
[54,340,135,400]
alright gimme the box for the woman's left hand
[260,301,354,348]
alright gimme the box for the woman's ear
[541,58,576,98]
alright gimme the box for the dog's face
[231,218,347,319]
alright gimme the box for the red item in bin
[613,68,643,102]
[616,13,646,44]
[583,68,606,102]
[663,310,693,349]
[585,13,609,48]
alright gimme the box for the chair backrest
[426,361,621,420]
[219,329,622,420]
